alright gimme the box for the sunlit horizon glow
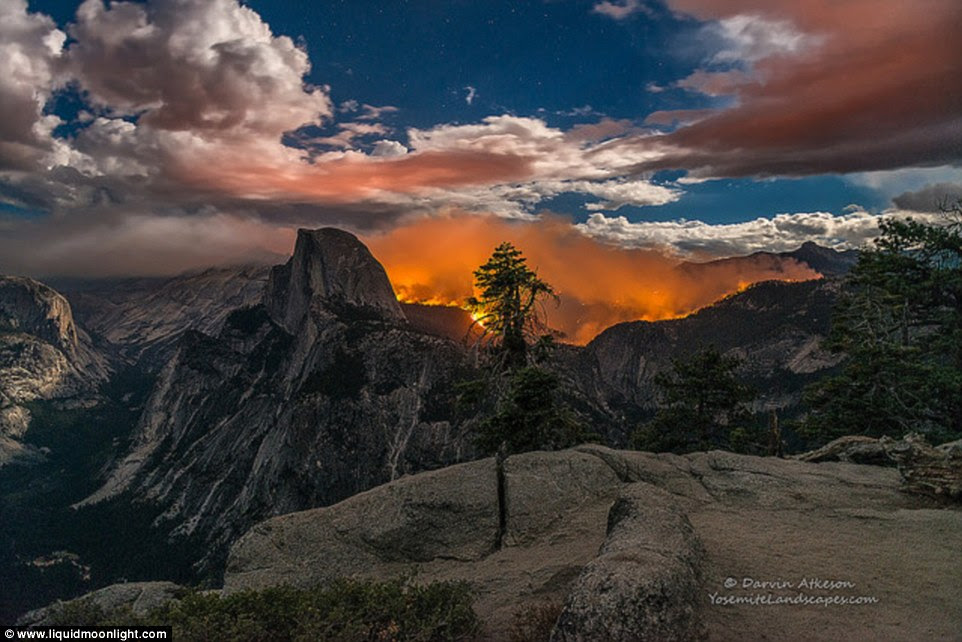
[0,0,959,330]
[365,214,821,344]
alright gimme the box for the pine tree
[460,242,590,454]
[466,242,556,370]
[801,206,962,443]
[631,346,757,453]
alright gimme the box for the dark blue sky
[240,0,895,220]
[24,0,900,225]
[4,0,958,284]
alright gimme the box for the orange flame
[364,214,821,344]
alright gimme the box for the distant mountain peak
[265,227,403,331]
[780,241,859,278]
[0,276,80,355]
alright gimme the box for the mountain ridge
[0,233,858,615]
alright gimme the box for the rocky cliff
[80,228,479,571]
[265,228,404,331]
[72,238,853,567]
[575,278,843,436]
[0,277,108,465]
[53,265,270,369]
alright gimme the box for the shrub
[45,578,480,642]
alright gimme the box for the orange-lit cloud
[2,0,955,286]
[178,149,534,203]
[647,0,962,177]
[365,213,820,344]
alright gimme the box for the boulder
[220,446,962,640]
[224,458,501,592]
[17,582,183,626]
[551,483,704,641]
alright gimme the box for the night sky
[1,0,960,278]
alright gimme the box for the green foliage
[460,243,589,455]
[475,366,594,455]
[466,242,556,370]
[801,209,962,444]
[45,578,480,642]
[631,347,757,453]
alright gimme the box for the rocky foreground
[24,446,962,641]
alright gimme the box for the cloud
[643,109,715,127]
[577,208,947,257]
[846,166,962,199]
[407,115,661,182]
[892,183,962,212]
[592,0,652,21]
[556,105,599,117]
[0,0,335,198]
[0,209,294,278]
[340,101,399,120]
[644,0,962,177]
[563,118,637,143]
[675,69,751,97]
[0,0,676,243]
[370,140,408,157]
[707,13,817,65]
[356,104,399,120]
[303,122,390,150]
[66,0,331,136]
[0,0,66,170]
[1,0,957,286]
[464,85,477,105]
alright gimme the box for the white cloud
[464,85,477,105]
[356,104,399,120]
[67,0,331,137]
[400,115,674,214]
[708,14,817,65]
[6,0,338,188]
[0,0,66,170]
[669,14,820,100]
[846,165,962,199]
[575,180,680,210]
[0,0,681,279]
[556,105,599,117]
[0,0,675,235]
[577,208,946,257]
[370,140,408,157]
[408,115,662,181]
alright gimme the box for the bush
[475,366,594,455]
[45,578,480,641]
[629,347,757,454]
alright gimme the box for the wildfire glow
[364,214,821,344]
